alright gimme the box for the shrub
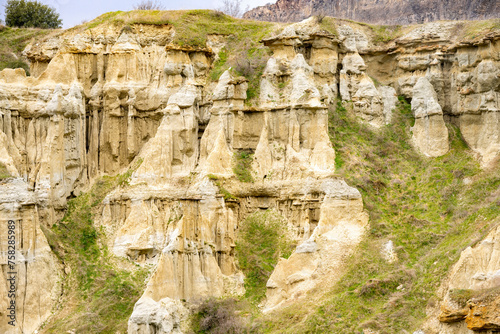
[218,0,244,18]
[133,0,165,10]
[233,151,254,183]
[2,58,29,73]
[315,13,326,24]
[5,0,62,29]
[191,298,249,334]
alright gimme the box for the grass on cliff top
[41,167,148,333]
[81,10,276,103]
[259,99,500,333]
[369,24,405,43]
[84,10,276,48]
[318,16,338,36]
[0,25,51,74]
[459,18,500,40]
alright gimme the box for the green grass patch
[236,210,296,303]
[369,24,404,43]
[42,167,149,333]
[449,286,500,308]
[210,48,229,81]
[0,25,51,74]
[318,16,338,36]
[0,163,11,180]
[208,175,237,201]
[233,151,255,183]
[260,98,500,333]
[449,289,475,308]
[460,19,500,40]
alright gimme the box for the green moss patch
[233,151,255,183]
[236,210,296,303]
[0,163,11,180]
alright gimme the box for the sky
[0,0,274,28]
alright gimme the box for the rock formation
[243,0,500,25]
[411,77,449,157]
[0,11,498,333]
[264,180,368,311]
[0,179,61,334]
[423,225,500,333]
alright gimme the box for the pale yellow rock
[0,132,19,177]
[0,17,497,332]
[339,53,389,127]
[422,225,500,334]
[411,77,449,157]
[204,129,234,176]
[128,297,189,334]
[264,181,369,312]
[0,179,62,334]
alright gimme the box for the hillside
[243,0,500,25]
[0,25,51,74]
[0,10,499,334]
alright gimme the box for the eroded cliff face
[0,180,61,334]
[423,225,500,333]
[0,11,499,333]
[243,0,500,25]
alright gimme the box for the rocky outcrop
[243,0,500,25]
[0,23,213,333]
[128,297,189,334]
[451,54,500,165]
[466,295,500,331]
[363,21,500,165]
[0,179,61,334]
[411,77,449,157]
[264,180,369,311]
[422,225,500,333]
[0,12,499,334]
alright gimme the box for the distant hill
[243,0,500,24]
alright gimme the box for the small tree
[218,0,243,18]
[133,0,165,10]
[5,0,62,29]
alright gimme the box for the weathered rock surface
[411,77,449,157]
[423,225,500,333]
[264,180,369,311]
[0,14,498,334]
[128,297,189,334]
[0,179,61,334]
[243,0,500,25]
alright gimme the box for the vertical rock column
[0,180,61,334]
[411,77,449,157]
